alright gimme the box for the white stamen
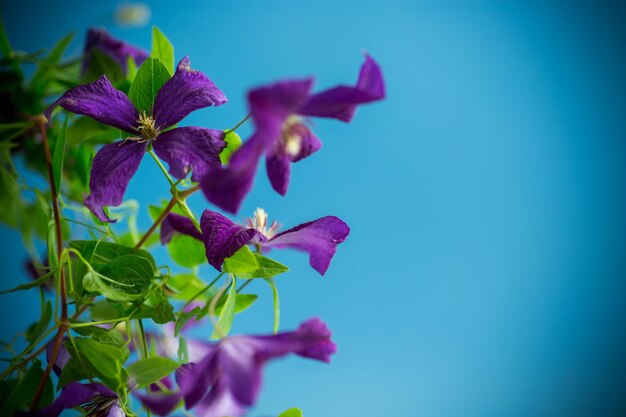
[245,207,280,239]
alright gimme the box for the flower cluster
[0,25,384,417]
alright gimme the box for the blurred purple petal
[29,382,116,417]
[45,337,69,377]
[84,140,147,222]
[264,216,350,275]
[134,389,182,416]
[248,78,314,122]
[161,213,202,244]
[199,210,262,270]
[153,57,227,129]
[176,355,217,409]
[265,150,291,196]
[45,75,138,131]
[298,54,385,122]
[83,28,148,75]
[152,127,225,182]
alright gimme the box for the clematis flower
[171,317,336,417]
[27,382,124,417]
[83,28,149,76]
[201,53,385,213]
[46,57,227,222]
[161,207,350,275]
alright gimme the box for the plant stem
[30,117,68,411]
[148,149,174,187]
[230,112,251,132]
[181,273,224,310]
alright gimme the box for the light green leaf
[51,115,68,195]
[265,277,280,333]
[279,408,303,417]
[215,293,258,315]
[168,234,206,268]
[127,55,138,82]
[237,253,289,279]
[151,26,174,75]
[69,240,157,271]
[128,57,171,114]
[178,337,188,363]
[174,306,201,336]
[220,129,242,164]
[210,277,237,340]
[168,273,215,301]
[127,357,179,386]
[73,337,127,379]
[223,246,258,274]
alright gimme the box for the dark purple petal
[45,75,138,131]
[161,213,202,244]
[264,216,350,275]
[248,78,314,123]
[46,337,69,377]
[217,341,263,406]
[201,129,273,214]
[176,354,217,409]
[265,150,291,196]
[298,54,385,122]
[251,317,337,363]
[29,382,115,417]
[152,127,225,182]
[134,390,182,416]
[290,123,323,162]
[153,57,227,129]
[195,384,247,417]
[83,28,148,75]
[199,210,262,270]
[84,140,147,222]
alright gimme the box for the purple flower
[162,207,350,275]
[83,28,149,76]
[171,318,335,417]
[201,53,385,213]
[27,382,124,417]
[46,57,227,222]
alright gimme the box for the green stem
[229,112,251,132]
[181,273,224,310]
[148,149,174,187]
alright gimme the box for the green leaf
[151,298,175,324]
[223,246,258,274]
[168,234,206,268]
[210,277,237,340]
[70,240,157,271]
[0,163,19,227]
[220,129,242,164]
[0,268,54,295]
[174,306,201,336]
[126,55,138,82]
[57,357,90,388]
[51,114,68,195]
[236,253,289,279]
[0,360,53,414]
[83,255,154,301]
[178,337,188,363]
[82,49,125,83]
[279,408,304,417]
[73,337,128,379]
[265,277,280,333]
[31,33,74,93]
[168,273,215,301]
[127,357,179,386]
[214,293,258,315]
[151,26,174,75]
[128,57,170,114]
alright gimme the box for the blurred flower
[83,28,149,76]
[115,2,151,28]
[45,57,227,222]
[27,382,124,417]
[162,207,350,275]
[201,53,385,213]
[161,318,336,417]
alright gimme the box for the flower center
[281,115,304,157]
[137,112,158,139]
[245,207,280,239]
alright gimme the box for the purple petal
[291,123,323,162]
[84,140,147,222]
[265,150,291,196]
[176,355,217,409]
[134,390,182,416]
[217,340,263,406]
[29,382,115,417]
[45,75,138,131]
[83,28,148,75]
[264,216,350,275]
[152,127,225,182]
[298,54,385,122]
[153,57,227,129]
[248,78,314,123]
[46,337,69,377]
[199,210,261,271]
[195,384,246,417]
[161,213,202,244]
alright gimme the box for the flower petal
[134,390,182,417]
[264,216,350,275]
[218,339,263,406]
[45,75,138,131]
[298,54,385,122]
[84,140,147,222]
[46,337,70,377]
[176,354,217,409]
[195,384,247,417]
[161,213,202,244]
[200,210,261,271]
[153,57,227,129]
[83,28,148,75]
[30,382,115,417]
[248,78,314,122]
[265,150,291,196]
[152,127,225,182]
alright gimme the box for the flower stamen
[137,111,159,139]
[245,208,280,239]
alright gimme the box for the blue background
[2,1,626,416]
